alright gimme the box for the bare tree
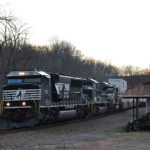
[0,14,29,74]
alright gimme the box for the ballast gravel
[0,108,149,150]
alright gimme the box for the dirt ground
[0,108,150,150]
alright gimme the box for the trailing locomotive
[0,71,121,129]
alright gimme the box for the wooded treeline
[0,40,119,83]
[0,14,150,87]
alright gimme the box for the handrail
[0,100,4,113]
[29,94,40,114]
[86,96,94,111]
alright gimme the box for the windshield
[106,88,114,93]
[8,77,41,84]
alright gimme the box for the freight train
[0,71,127,129]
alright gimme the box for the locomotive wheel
[76,107,88,119]
[95,106,100,114]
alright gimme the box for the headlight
[22,101,26,106]
[19,72,25,76]
[6,102,10,107]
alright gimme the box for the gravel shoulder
[0,108,149,150]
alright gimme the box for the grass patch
[142,134,150,140]
[112,127,125,133]
[103,127,125,135]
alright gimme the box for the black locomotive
[0,71,122,128]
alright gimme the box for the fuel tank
[58,110,76,120]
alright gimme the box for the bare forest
[0,14,150,88]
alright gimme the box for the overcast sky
[1,0,150,68]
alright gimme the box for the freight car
[0,71,124,129]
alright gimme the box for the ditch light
[6,102,10,107]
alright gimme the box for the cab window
[8,77,41,84]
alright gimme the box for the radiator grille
[2,89,42,101]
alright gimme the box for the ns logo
[14,90,25,100]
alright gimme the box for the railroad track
[0,110,126,135]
